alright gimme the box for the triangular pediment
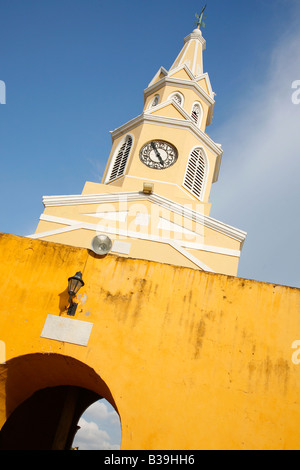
[146,100,189,121]
[168,64,195,81]
[195,73,214,98]
[148,66,168,87]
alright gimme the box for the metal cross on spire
[195,4,207,30]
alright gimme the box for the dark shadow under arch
[0,353,120,450]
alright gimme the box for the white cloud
[82,400,120,424]
[73,418,120,450]
[209,21,300,287]
[72,400,121,450]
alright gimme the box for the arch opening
[0,353,121,450]
[72,398,121,450]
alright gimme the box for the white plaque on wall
[41,314,93,346]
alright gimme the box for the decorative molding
[146,98,192,124]
[183,30,206,49]
[30,214,216,272]
[29,213,242,258]
[169,241,214,272]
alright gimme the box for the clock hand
[150,142,164,165]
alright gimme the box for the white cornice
[42,191,247,245]
[183,30,206,49]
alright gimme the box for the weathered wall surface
[0,233,300,449]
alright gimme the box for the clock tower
[102,27,218,216]
[32,24,246,276]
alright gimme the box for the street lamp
[67,271,84,316]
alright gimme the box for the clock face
[139,140,178,169]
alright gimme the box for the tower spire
[169,25,206,76]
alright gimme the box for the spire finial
[195,4,207,30]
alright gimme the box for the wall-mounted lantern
[67,271,84,316]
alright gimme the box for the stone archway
[0,353,120,450]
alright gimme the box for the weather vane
[195,4,207,30]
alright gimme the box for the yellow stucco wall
[1,233,299,450]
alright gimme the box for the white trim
[168,63,196,82]
[195,72,214,97]
[29,213,242,258]
[147,66,168,88]
[169,241,213,272]
[170,44,189,72]
[29,224,83,239]
[104,133,134,184]
[29,215,215,272]
[41,191,247,245]
[183,30,206,50]
[191,40,199,76]
[182,146,209,201]
[157,216,203,237]
[145,98,188,120]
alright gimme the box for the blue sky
[1,0,300,449]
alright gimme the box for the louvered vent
[108,136,132,182]
[183,148,206,198]
[191,104,200,125]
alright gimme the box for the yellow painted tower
[32,23,246,276]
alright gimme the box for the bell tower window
[106,135,133,183]
[183,147,207,199]
[168,92,184,106]
[151,95,159,107]
[191,102,202,126]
